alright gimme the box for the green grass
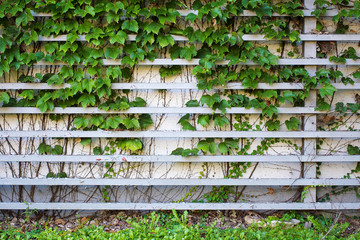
[1,211,359,240]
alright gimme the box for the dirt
[0,210,359,235]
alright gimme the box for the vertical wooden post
[303,0,317,202]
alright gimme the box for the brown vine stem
[235,162,259,202]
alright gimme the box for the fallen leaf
[81,217,88,224]
[267,187,274,195]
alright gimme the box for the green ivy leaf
[159,66,182,77]
[218,142,228,154]
[197,140,209,152]
[139,114,153,129]
[36,92,54,112]
[122,20,139,32]
[66,32,79,44]
[171,148,184,155]
[105,46,122,59]
[200,94,220,108]
[38,143,51,154]
[107,11,120,23]
[288,30,300,42]
[16,9,34,27]
[105,116,122,129]
[157,34,175,48]
[0,37,12,52]
[178,114,195,131]
[285,117,301,130]
[169,44,181,60]
[348,145,360,155]
[87,67,99,76]
[185,100,200,107]
[85,5,95,16]
[19,90,34,100]
[78,20,92,34]
[78,93,96,108]
[109,31,128,45]
[122,117,140,129]
[213,115,229,127]
[20,30,38,45]
[262,105,278,118]
[90,115,104,127]
[319,83,337,98]
[51,145,63,155]
[124,139,143,151]
[347,103,360,113]
[185,13,198,23]
[106,66,122,79]
[315,98,331,111]
[93,146,103,155]
[180,45,197,60]
[74,116,89,129]
[279,90,296,103]
[265,119,280,131]
[0,92,10,104]
[129,97,146,107]
[47,74,63,85]
[335,102,347,113]
[144,22,164,34]
[209,142,217,154]
[353,71,360,79]
[80,138,92,146]
[197,115,210,127]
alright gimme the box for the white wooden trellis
[25,58,360,65]
[24,34,360,42]
[30,9,343,17]
[1,178,359,186]
[0,5,360,211]
[1,155,359,163]
[1,82,360,90]
[303,0,318,204]
[0,106,355,114]
[1,130,359,138]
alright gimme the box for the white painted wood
[1,178,358,186]
[33,59,360,66]
[33,34,360,42]
[0,107,348,114]
[1,155,358,163]
[0,130,359,138]
[1,83,359,90]
[303,0,318,203]
[30,9,342,17]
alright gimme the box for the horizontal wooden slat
[1,202,359,210]
[1,155,358,163]
[33,59,360,66]
[299,34,360,41]
[30,9,341,17]
[0,107,345,114]
[34,34,360,42]
[0,178,358,186]
[0,130,358,138]
[30,9,199,17]
[1,83,359,90]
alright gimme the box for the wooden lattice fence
[0,0,359,211]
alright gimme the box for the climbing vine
[0,0,359,205]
